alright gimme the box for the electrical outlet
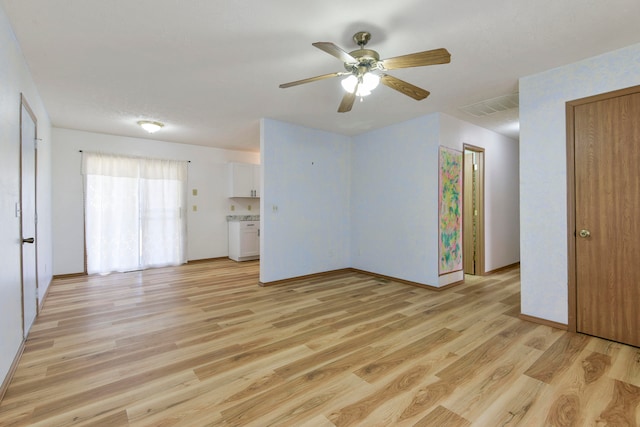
[192,205,197,212]
[192,189,198,196]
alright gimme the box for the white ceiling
[3,0,640,152]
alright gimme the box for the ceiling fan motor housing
[344,32,381,74]
[345,49,380,74]
[353,31,372,47]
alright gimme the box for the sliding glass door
[82,152,188,275]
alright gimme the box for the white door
[21,95,38,338]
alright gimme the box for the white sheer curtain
[82,152,188,275]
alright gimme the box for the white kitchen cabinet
[228,163,260,198]
[228,220,260,261]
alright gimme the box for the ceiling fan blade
[338,90,357,113]
[380,74,430,100]
[312,42,357,63]
[279,72,343,88]
[381,48,451,70]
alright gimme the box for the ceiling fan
[279,31,451,113]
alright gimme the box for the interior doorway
[463,144,485,276]
[20,94,39,338]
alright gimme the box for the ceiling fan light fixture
[341,72,380,97]
[137,120,164,133]
[361,72,380,92]
[356,88,372,97]
[341,75,358,93]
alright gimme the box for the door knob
[579,229,590,238]
[22,237,35,244]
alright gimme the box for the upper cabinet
[228,162,260,198]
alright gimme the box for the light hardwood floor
[1,259,639,426]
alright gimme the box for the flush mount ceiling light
[137,120,164,133]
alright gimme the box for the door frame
[19,93,39,336]
[462,144,485,276]
[565,84,640,333]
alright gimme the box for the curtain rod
[79,150,190,162]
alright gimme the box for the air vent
[459,93,519,117]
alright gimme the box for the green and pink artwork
[439,146,463,275]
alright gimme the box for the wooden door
[463,153,476,274]
[20,94,38,337]
[462,146,485,276]
[573,89,640,347]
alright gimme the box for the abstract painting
[439,146,463,275]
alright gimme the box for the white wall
[439,113,520,272]
[519,42,640,324]
[261,113,519,287]
[260,119,352,283]
[52,128,259,275]
[0,4,53,387]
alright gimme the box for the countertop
[226,215,260,222]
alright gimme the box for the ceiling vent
[459,93,519,117]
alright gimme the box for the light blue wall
[439,114,520,273]
[260,119,352,283]
[261,113,519,287]
[351,114,441,285]
[519,42,640,324]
